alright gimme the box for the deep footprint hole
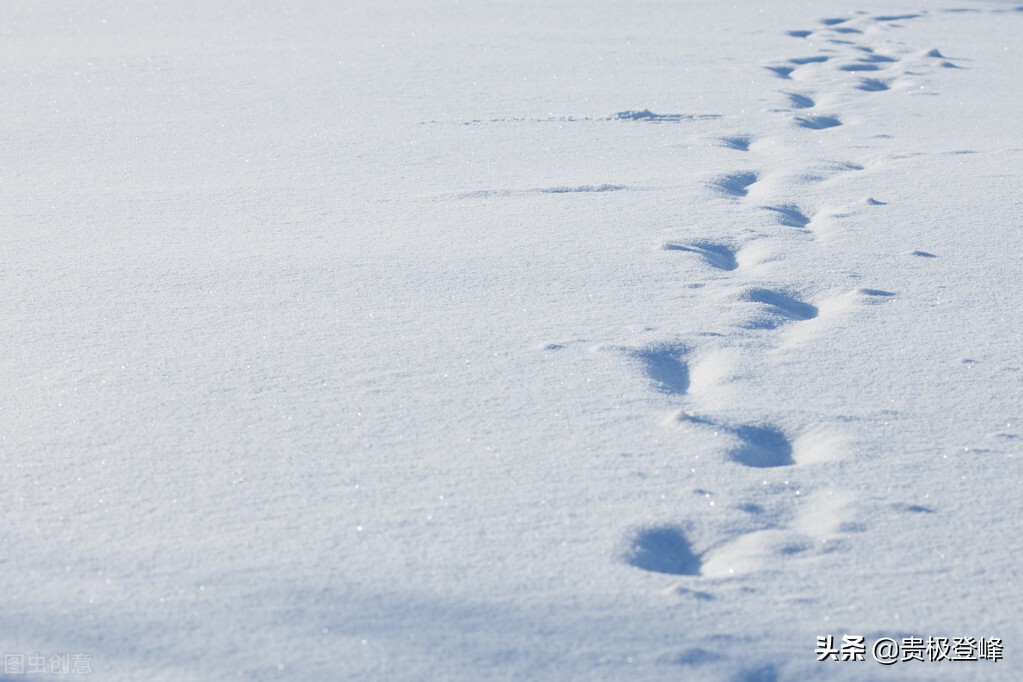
[744,288,819,321]
[663,241,738,271]
[729,425,795,468]
[620,525,702,575]
[761,204,810,227]
[794,114,842,129]
[785,92,815,109]
[712,171,759,197]
[721,135,753,151]
[633,345,690,395]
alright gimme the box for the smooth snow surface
[3,1,1022,680]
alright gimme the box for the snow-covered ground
[3,1,1022,680]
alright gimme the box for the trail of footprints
[613,10,963,582]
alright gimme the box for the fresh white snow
[3,1,1022,680]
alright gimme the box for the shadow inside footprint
[721,135,753,151]
[785,92,815,109]
[874,13,922,21]
[861,54,898,64]
[661,241,738,271]
[839,63,881,71]
[633,345,690,395]
[761,204,810,227]
[743,288,818,320]
[766,65,795,79]
[892,503,935,514]
[620,526,701,575]
[794,114,842,129]
[712,171,759,197]
[789,55,829,65]
[730,425,795,468]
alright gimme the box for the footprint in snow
[789,55,830,65]
[873,13,924,22]
[765,66,795,79]
[728,424,795,468]
[628,344,691,396]
[737,287,819,330]
[660,241,739,271]
[760,204,811,228]
[794,114,842,129]
[891,503,936,514]
[720,134,754,151]
[839,63,883,72]
[589,342,692,398]
[858,53,898,63]
[856,78,890,91]
[711,171,759,198]
[784,92,815,109]
[619,525,701,576]
[664,412,797,469]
